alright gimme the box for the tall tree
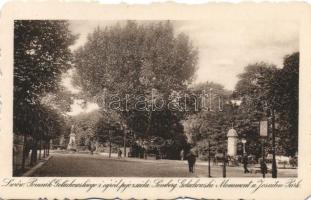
[274,52,299,156]
[13,20,76,168]
[73,21,198,152]
[14,20,76,105]
[234,62,279,157]
[182,81,234,157]
[234,54,299,157]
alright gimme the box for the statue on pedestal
[67,125,77,151]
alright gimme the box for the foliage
[232,63,279,157]
[235,62,278,114]
[234,53,299,157]
[69,111,103,146]
[14,20,76,105]
[13,20,76,167]
[40,85,74,113]
[185,53,299,158]
[73,21,198,158]
[274,52,299,156]
[182,81,235,158]
[14,20,76,137]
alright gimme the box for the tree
[274,52,299,156]
[235,62,278,114]
[14,20,76,105]
[233,62,280,158]
[234,54,299,157]
[73,21,198,158]
[40,85,74,114]
[13,20,76,169]
[182,81,234,157]
[70,110,103,146]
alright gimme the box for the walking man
[187,148,197,173]
[243,155,250,173]
[118,149,122,158]
[260,158,267,177]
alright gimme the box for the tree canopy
[73,21,198,155]
[14,20,76,138]
[233,53,299,156]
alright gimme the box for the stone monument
[227,128,238,157]
[67,125,77,151]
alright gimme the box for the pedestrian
[243,155,250,173]
[180,149,184,160]
[88,140,96,155]
[187,148,197,173]
[260,158,267,176]
[118,149,122,158]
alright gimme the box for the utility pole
[208,140,211,177]
[260,120,268,178]
[262,140,266,178]
[271,108,277,178]
[123,129,127,157]
[109,129,112,158]
[21,134,27,170]
[222,148,226,178]
[223,129,227,178]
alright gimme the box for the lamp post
[241,138,246,156]
[108,128,112,158]
[222,129,228,178]
[271,108,277,178]
[123,125,129,158]
[108,122,116,158]
[260,120,268,178]
[208,140,211,177]
[263,99,277,178]
[222,145,226,178]
[261,138,266,178]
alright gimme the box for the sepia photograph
[12,19,299,178]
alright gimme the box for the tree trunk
[21,134,27,170]
[30,139,38,166]
[39,139,42,159]
[43,142,46,158]
[46,140,51,156]
[271,108,277,178]
[109,130,112,158]
[109,138,112,158]
[46,141,48,157]
[123,132,126,157]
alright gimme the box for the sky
[63,20,299,115]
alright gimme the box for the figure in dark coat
[118,149,122,158]
[243,155,250,173]
[260,158,268,175]
[187,149,197,173]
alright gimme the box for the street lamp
[263,99,277,178]
[107,122,116,158]
[222,142,226,178]
[270,108,277,178]
[123,124,130,158]
[108,128,113,158]
[241,138,247,156]
[260,120,268,178]
[263,107,277,178]
[208,140,211,177]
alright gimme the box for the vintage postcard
[0,1,311,199]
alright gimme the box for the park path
[30,153,297,177]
